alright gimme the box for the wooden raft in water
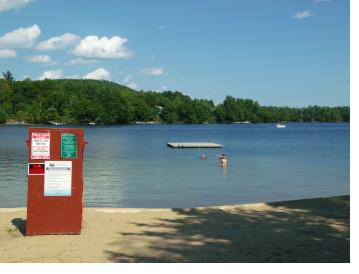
[167,142,223,148]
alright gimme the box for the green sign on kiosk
[61,133,77,158]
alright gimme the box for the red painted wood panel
[26,128,86,236]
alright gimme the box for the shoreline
[0,195,350,212]
[0,194,350,212]
[0,195,349,263]
[0,121,350,126]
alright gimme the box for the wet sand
[0,195,349,263]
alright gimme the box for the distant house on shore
[155,106,163,113]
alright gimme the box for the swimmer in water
[200,154,207,160]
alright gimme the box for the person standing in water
[219,153,228,168]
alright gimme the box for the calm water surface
[0,123,349,208]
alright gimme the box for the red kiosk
[26,128,86,236]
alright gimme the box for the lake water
[0,123,349,208]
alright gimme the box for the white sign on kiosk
[31,132,50,159]
[44,161,72,196]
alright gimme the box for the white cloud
[38,69,63,80]
[293,10,314,20]
[68,57,98,65]
[72,35,133,59]
[0,0,33,12]
[0,24,41,48]
[122,75,137,89]
[36,33,80,50]
[26,54,56,64]
[140,67,166,76]
[155,85,168,92]
[127,82,138,90]
[0,49,16,58]
[83,68,111,80]
[123,75,133,83]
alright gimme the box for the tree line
[0,72,349,125]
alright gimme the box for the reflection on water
[0,123,350,208]
[221,166,228,178]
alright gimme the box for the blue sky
[0,0,349,107]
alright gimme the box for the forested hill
[0,78,349,124]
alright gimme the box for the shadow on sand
[11,218,26,236]
[105,196,349,263]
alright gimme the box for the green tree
[2,70,14,82]
[214,105,226,123]
[0,107,7,123]
[0,78,349,125]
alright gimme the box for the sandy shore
[0,195,349,263]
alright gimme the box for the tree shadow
[11,218,26,236]
[269,195,350,220]
[104,196,349,263]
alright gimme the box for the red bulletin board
[26,128,86,236]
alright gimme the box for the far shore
[0,195,349,263]
[1,121,350,126]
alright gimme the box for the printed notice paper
[44,161,72,196]
[31,132,50,159]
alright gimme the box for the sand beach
[0,195,349,263]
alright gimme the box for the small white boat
[275,123,286,128]
[48,121,66,125]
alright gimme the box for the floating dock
[167,142,223,148]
